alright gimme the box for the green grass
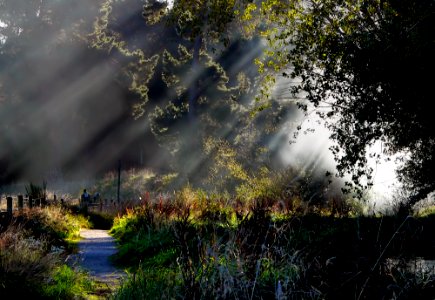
[11,205,91,244]
[10,169,427,299]
[0,206,96,299]
[43,265,95,299]
[107,187,435,299]
[114,265,181,299]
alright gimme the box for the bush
[0,206,95,299]
[109,186,435,299]
[0,225,57,298]
[14,206,90,246]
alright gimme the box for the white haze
[271,74,402,208]
[0,3,159,183]
[0,1,402,210]
[275,115,401,208]
[157,0,174,9]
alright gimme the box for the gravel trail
[74,229,126,295]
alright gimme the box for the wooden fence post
[28,196,33,208]
[7,196,12,215]
[35,197,41,207]
[18,195,24,211]
[117,159,121,205]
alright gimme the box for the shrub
[0,225,58,298]
[15,206,90,245]
[0,209,95,299]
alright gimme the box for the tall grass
[0,225,57,297]
[110,185,435,299]
[43,265,94,299]
[0,224,94,299]
[0,206,94,298]
[13,205,90,244]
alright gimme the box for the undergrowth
[110,186,435,299]
[0,206,94,299]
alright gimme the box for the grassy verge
[0,205,97,299]
[109,187,435,299]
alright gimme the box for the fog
[0,1,166,183]
[0,1,400,206]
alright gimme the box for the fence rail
[0,195,51,215]
[0,195,123,215]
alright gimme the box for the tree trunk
[188,35,202,123]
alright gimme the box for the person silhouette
[81,189,90,209]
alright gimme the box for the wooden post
[28,196,33,208]
[18,195,24,211]
[7,196,12,215]
[117,159,121,205]
[35,197,41,207]
[41,196,47,207]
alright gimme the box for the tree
[91,0,269,186]
[168,0,249,120]
[0,0,152,182]
[92,0,251,117]
[246,0,435,206]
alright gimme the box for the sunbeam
[0,0,406,210]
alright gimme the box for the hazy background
[0,0,399,207]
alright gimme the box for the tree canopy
[247,0,435,205]
[91,0,291,187]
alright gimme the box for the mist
[0,1,168,184]
[0,0,401,208]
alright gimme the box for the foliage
[203,139,351,214]
[108,183,350,298]
[14,205,90,244]
[0,223,94,299]
[114,265,179,300]
[168,0,250,46]
[0,225,57,298]
[43,265,94,299]
[0,0,142,181]
[245,0,435,206]
[414,205,435,218]
[93,168,156,201]
[92,0,160,117]
[110,188,435,299]
[80,210,114,230]
[91,0,292,187]
[25,181,47,200]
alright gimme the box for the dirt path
[74,229,126,296]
